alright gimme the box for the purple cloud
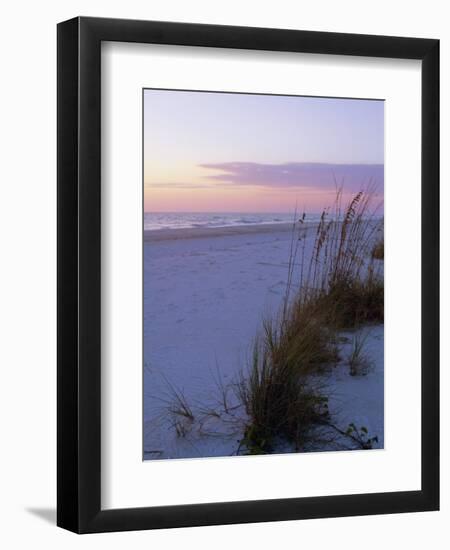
[199,162,384,192]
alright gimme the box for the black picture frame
[57,16,439,533]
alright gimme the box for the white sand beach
[143,222,384,460]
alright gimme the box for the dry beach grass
[237,187,384,453]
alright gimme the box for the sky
[143,89,384,213]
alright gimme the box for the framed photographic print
[57,17,439,533]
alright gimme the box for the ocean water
[144,212,322,231]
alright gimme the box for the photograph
[52,10,440,537]
[143,89,385,460]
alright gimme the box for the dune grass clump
[238,186,384,453]
[155,374,196,438]
[371,238,384,260]
[348,330,373,376]
[294,186,384,327]
[318,268,384,328]
[236,306,337,453]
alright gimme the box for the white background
[0,0,447,548]
[102,43,421,508]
